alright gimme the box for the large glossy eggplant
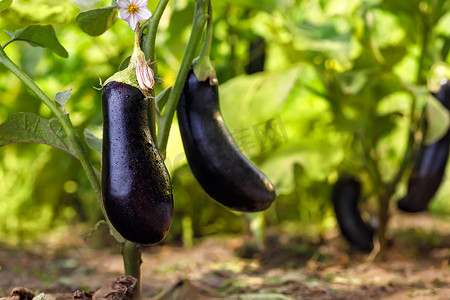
[177,68,276,212]
[332,176,374,252]
[102,81,173,244]
[398,80,450,213]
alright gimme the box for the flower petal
[137,67,148,90]
[127,13,138,30]
[134,0,148,7]
[135,7,152,21]
[144,67,155,89]
[136,68,145,90]
[116,0,132,9]
[118,9,130,20]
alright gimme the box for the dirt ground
[1,213,450,300]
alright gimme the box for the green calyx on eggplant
[398,80,450,213]
[176,67,276,212]
[332,176,375,252]
[102,81,173,244]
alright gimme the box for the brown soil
[1,213,450,299]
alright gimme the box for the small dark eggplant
[102,81,173,244]
[332,176,374,252]
[398,80,450,213]
[177,68,276,212]
[245,37,266,74]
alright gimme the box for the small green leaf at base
[424,94,450,145]
[110,226,126,244]
[76,6,118,37]
[55,89,72,107]
[0,112,78,158]
[0,0,12,12]
[84,128,102,153]
[11,25,68,58]
[81,219,125,244]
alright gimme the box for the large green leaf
[0,112,77,158]
[0,0,12,11]
[76,6,118,37]
[10,25,68,58]
[220,67,301,130]
[215,0,276,11]
[261,143,344,195]
[0,0,77,26]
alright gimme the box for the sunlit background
[1,0,450,247]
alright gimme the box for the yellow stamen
[127,5,139,14]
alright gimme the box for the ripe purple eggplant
[102,81,173,244]
[177,68,276,212]
[332,176,374,252]
[398,80,450,213]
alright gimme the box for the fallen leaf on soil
[73,290,94,300]
[0,287,35,300]
[73,276,137,300]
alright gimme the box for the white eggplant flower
[117,0,152,30]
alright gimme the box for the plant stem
[417,19,431,85]
[376,192,390,261]
[122,241,143,299]
[198,0,213,58]
[142,0,170,74]
[2,39,14,49]
[157,0,209,157]
[388,90,419,192]
[357,134,382,188]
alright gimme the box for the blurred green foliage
[1,0,450,246]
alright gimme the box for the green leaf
[82,219,125,246]
[11,25,68,58]
[84,128,102,153]
[55,89,72,107]
[4,30,13,37]
[0,112,77,158]
[109,226,126,244]
[424,94,450,145]
[156,86,172,113]
[0,0,12,11]
[76,6,118,37]
[261,143,344,195]
[118,55,131,71]
[215,0,276,11]
[220,67,301,130]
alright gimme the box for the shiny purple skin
[102,81,173,244]
[177,68,276,212]
[398,81,450,213]
[332,176,374,252]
